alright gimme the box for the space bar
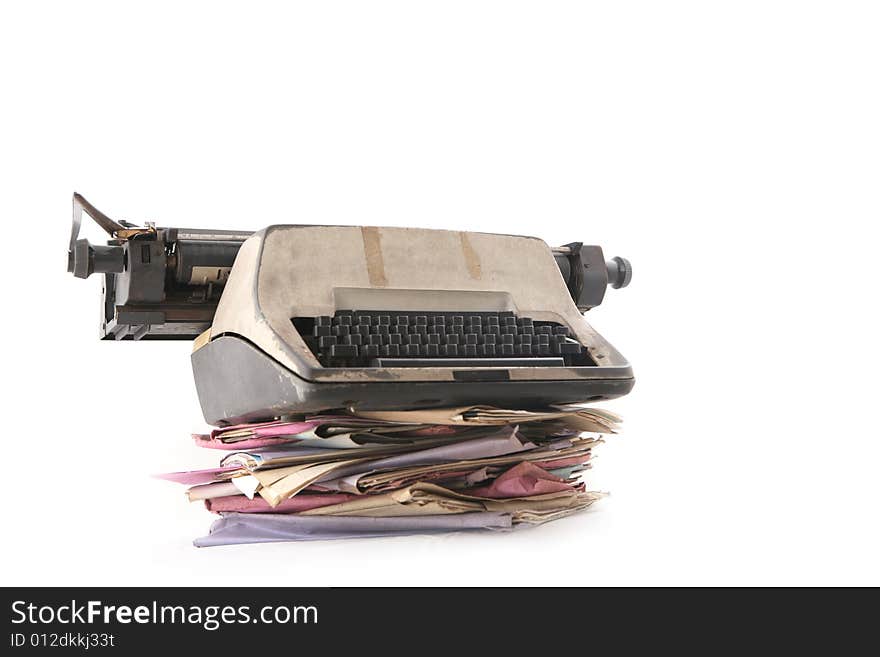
[372,357,565,368]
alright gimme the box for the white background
[1,1,878,586]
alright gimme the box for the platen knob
[606,256,632,289]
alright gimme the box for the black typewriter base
[192,335,634,426]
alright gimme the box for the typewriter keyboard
[293,311,596,368]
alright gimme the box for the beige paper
[352,405,621,433]
[303,481,599,522]
[256,459,369,507]
[185,481,239,502]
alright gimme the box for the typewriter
[68,193,634,425]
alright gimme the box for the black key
[406,334,423,345]
[521,344,532,355]
[465,333,478,345]
[445,334,460,345]
[378,315,391,325]
[537,325,552,335]
[432,315,445,326]
[415,315,427,325]
[338,314,353,326]
[553,326,569,336]
[502,334,514,344]
[314,325,331,337]
[426,344,439,356]
[395,315,409,326]
[405,344,421,356]
[487,315,499,326]
[503,316,516,326]
[464,344,477,356]
[377,325,390,335]
[484,344,496,357]
[482,333,496,344]
[467,315,481,325]
[357,315,371,326]
[363,345,379,358]
[521,325,534,335]
[330,344,357,358]
[517,317,533,327]
[501,325,517,334]
[442,344,459,357]
[319,335,337,348]
[316,316,332,327]
[537,333,550,344]
[427,333,441,345]
[452,315,464,325]
[414,325,428,335]
[350,334,363,346]
[387,344,400,357]
[500,311,514,319]
[560,342,581,354]
[537,343,551,356]
[369,334,383,346]
[501,344,514,356]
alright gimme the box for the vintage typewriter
[68,193,634,425]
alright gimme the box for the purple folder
[193,512,513,546]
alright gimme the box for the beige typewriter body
[203,225,630,383]
[186,225,632,424]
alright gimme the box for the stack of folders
[158,406,621,546]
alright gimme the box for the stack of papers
[158,406,621,546]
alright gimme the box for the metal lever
[67,193,156,278]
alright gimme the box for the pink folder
[205,492,358,514]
